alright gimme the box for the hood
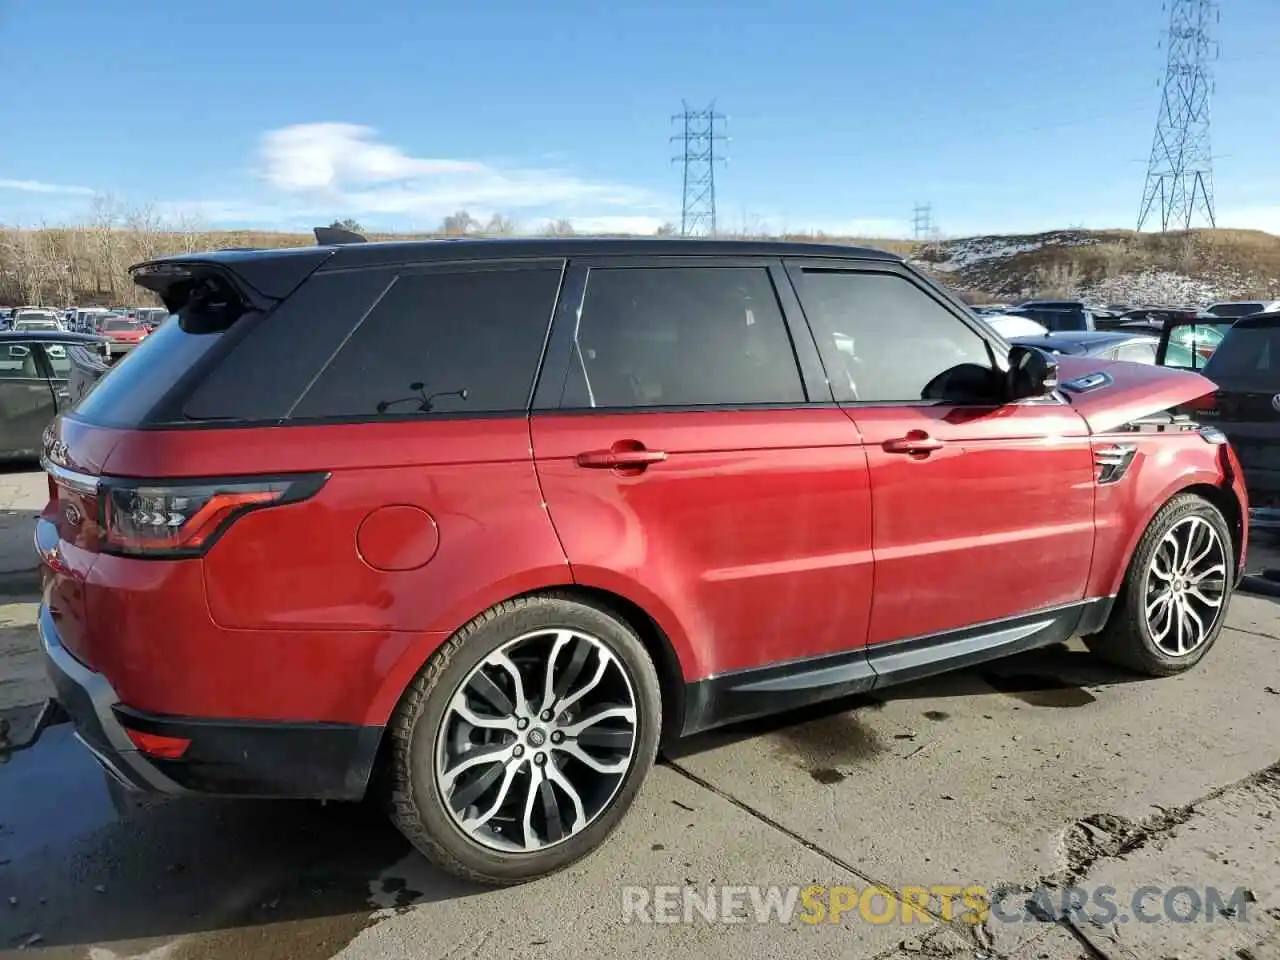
[1053,355,1217,434]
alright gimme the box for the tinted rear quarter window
[291,265,562,419]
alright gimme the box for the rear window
[1203,324,1280,378]
[71,319,227,428]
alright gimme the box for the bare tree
[172,210,209,254]
[87,194,124,299]
[125,203,166,264]
[483,213,516,235]
[653,222,678,237]
[541,218,576,237]
[440,210,478,236]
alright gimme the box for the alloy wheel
[434,628,639,853]
[1143,515,1228,657]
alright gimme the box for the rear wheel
[1086,492,1234,676]
[386,593,661,885]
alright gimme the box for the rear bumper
[39,602,383,800]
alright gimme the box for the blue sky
[1,0,1276,237]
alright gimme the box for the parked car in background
[0,330,104,460]
[1201,300,1280,320]
[1003,304,1096,332]
[1009,330,1197,365]
[983,313,1048,339]
[97,315,149,358]
[1160,310,1280,529]
[35,235,1246,886]
[135,307,169,330]
[12,309,64,333]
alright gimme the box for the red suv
[35,237,1247,885]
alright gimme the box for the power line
[671,101,728,237]
[1137,0,1219,232]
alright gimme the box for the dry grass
[936,228,1280,300]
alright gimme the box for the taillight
[100,473,327,558]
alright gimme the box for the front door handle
[576,446,668,470]
[883,432,945,455]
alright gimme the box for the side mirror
[7,345,30,359]
[1006,345,1059,401]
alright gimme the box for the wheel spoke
[1180,599,1207,650]
[558,705,636,738]
[450,755,511,812]
[451,699,519,733]
[440,742,514,792]
[555,655,610,718]
[522,763,546,851]
[485,652,530,715]
[467,670,516,716]
[537,776,566,844]
[544,757,588,832]
[459,761,522,831]
[555,741,630,775]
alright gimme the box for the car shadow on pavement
[0,726,485,954]
[666,643,1142,762]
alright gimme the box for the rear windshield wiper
[376,383,469,414]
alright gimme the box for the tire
[386,592,661,885]
[1085,492,1234,677]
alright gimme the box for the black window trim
[781,257,1036,410]
[533,255,834,415]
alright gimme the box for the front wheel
[1085,492,1234,676]
[386,593,662,885]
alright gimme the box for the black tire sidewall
[402,596,661,882]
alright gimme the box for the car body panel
[531,408,874,680]
[845,402,1096,644]
[1054,354,1218,434]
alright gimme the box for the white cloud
[563,215,670,235]
[254,123,658,224]
[0,178,95,196]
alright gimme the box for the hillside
[911,227,1280,306]
[2,222,1277,309]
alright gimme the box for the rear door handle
[576,447,668,469]
[883,432,945,455]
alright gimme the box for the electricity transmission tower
[912,203,934,241]
[671,101,728,237]
[1137,0,1218,232]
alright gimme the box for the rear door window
[564,265,805,409]
[291,265,563,420]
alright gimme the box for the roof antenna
[314,225,367,246]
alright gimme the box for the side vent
[1095,442,1138,484]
